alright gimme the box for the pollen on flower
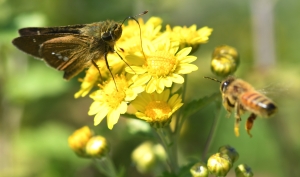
[144,101,172,120]
[88,74,143,129]
[146,51,177,77]
[131,89,183,128]
[101,77,127,109]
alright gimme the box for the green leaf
[182,92,220,118]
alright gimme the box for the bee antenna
[121,10,148,60]
[204,76,221,83]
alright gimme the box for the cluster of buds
[190,145,253,177]
[68,126,109,158]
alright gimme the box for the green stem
[202,100,223,161]
[175,75,188,134]
[94,155,119,177]
[156,127,178,174]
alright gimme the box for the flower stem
[156,127,178,174]
[202,100,223,161]
[175,75,188,134]
[94,155,119,177]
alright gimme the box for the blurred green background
[1,0,300,176]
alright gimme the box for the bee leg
[234,102,242,137]
[245,113,257,138]
[223,97,233,118]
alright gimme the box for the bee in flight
[205,76,277,137]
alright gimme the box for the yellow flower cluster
[75,17,213,130]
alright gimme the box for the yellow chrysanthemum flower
[166,25,213,52]
[125,37,198,93]
[130,89,183,128]
[88,74,144,129]
[116,17,163,58]
[74,53,127,98]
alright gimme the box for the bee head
[220,76,236,93]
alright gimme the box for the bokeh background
[1,0,299,176]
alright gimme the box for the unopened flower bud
[190,162,209,177]
[131,141,158,173]
[211,45,239,77]
[235,164,254,177]
[207,153,232,176]
[219,145,239,163]
[68,126,93,157]
[85,136,109,158]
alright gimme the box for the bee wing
[257,82,291,97]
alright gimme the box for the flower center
[146,51,177,77]
[144,100,172,120]
[103,76,127,109]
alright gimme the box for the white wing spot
[51,52,67,61]
[33,39,36,43]
[63,56,69,61]
[37,30,41,35]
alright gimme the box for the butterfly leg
[91,60,102,79]
[103,53,118,90]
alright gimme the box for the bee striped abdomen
[240,92,277,117]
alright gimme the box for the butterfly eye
[102,32,113,41]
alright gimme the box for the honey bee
[205,76,277,137]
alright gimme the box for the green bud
[207,153,232,176]
[85,136,109,158]
[219,145,239,163]
[131,141,157,173]
[68,126,93,157]
[190,162,209,177]
[235,164,254,177]
[211,45,239,77]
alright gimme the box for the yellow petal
[179,56,197,63]
[135,112,147,119]
[146,78,157,93]
[156,78,165,94]
[125,66,146,74]
[168,94,179,107]
[170,74,184,84]
[162,89,170,102]
[177,64,198,74]
[176,47,192,58]
[88,102,102,115]
[107,110,120,129]
[126,55,144,65]
[161,77,172,87]
[134,74,152,86]
[118,101,128,114]
[94,108,109,126]
[131,101,146,112]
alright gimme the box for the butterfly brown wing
[39,35,95,80]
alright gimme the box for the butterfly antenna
[121,10,148,60]
[203,76,221,83]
